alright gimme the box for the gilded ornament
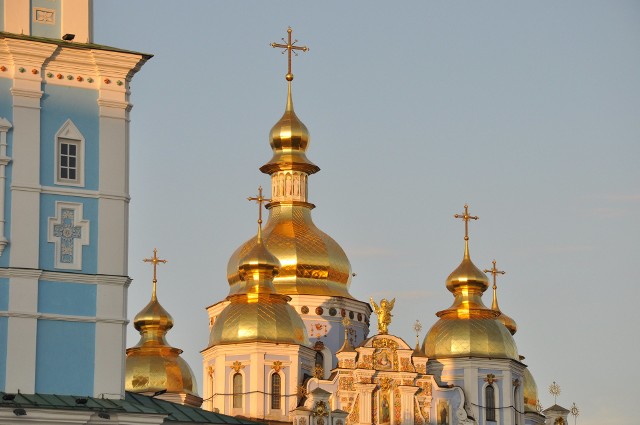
[549,381,561,404]
[313,364,324,379]
[231,361,245,373]
[271,360,283,372]
[484,373,497,384]
[312,400,329,418]
[370,298,395,335]
[270,27,309,82]
[378,376,393,391]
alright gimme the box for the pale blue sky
[94,2,639,423]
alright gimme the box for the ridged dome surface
[523,367,539,413]
[212,226,310,346]
[423,316,519,361]
[227,204,353,298]
[126,289,198,396]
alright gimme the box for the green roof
[0,391,264,424]
[0,31,153,59]
[125,392,263,424]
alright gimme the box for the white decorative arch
[481,380,500,423]
[267,369,285,414]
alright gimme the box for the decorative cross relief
[48,202,90,270]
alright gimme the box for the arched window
[232,373,242,408]
[271,373,281,410]
[485,385,496,421]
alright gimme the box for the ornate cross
[271,27,309,81]
[454,204,478,241]
[53,208,83,264]
[247,186,271,226]
[143,248,167,299]
[484,260,506,290]
[413,319,423,345]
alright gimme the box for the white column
[398,386,418,425]
[503,369,513,425]
[0,118,12,255]
[355,383,376,425]
[4,270,41,393]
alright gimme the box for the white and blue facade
[0,0,150,399]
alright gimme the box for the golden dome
[125,266,198,396]
[423,210,519,361]
[211,225,309,346]
[260,82,319,175]
[227,204,353,298]
[523,367,539,413]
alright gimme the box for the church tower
[0,0,150,398]
[213,28,371,379]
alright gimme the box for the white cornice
[0,267,131,287]
[0,310,128,324]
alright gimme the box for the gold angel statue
[370,297,395,335]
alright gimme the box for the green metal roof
[0,391,264,424]
[125,392,263,424]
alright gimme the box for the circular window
[315,306,324,315]
[301,306,309,314]
[329,307,337,316]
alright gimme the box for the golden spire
[143,248,167,301]
[337,315,355,353]
[247,185,270,229]
[454,204,478,258]
[271,27,309,82]
[484,259,518,334]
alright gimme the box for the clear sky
[94,2,639,424]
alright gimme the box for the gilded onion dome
[423,206,519,361]
[210,223,309,346]
[226,81,353,298]
[523,366,540,413]
[125,252,198,396]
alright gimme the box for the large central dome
[226,82,353,298]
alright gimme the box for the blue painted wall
[30,0,61,39]
[41,84,99,190]
[0,317,7,390]
[35,319,95,395]
[0,278,8,310]
[0,77,11,268]
[38,280,96,316]
[39,194,98,273]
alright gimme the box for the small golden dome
[227,204,353,298]
[492,289,518,335]
[423,212,519,361]
[260,82,319,175]
[211,225,309,347]
[523,367,539,413]
[126,268,198,396]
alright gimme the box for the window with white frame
[271,373,281,410]
[232,372,243,408]
[55,119,84,187]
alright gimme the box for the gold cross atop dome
[454,204,478,241]
[247,186,271,226]
[143,248,167,300]
[484,259,505,290]
[271,27,309,81]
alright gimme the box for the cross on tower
[247,186,271,226]
[271,27,309,81]
[484,259,506,290]
[143,248,167,299]
[454,204,479,241]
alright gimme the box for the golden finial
[454,204,478,241]
[549,381,561,404]
[484,259,506,307]
[370,297,395,335]
[143,248,167,300]
[247,185,271,230]
[570,403,579,424]
[413,319,423,346]
[271,27,309,81]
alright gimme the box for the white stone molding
[47,201,90,270]
[0,118,13,255]
[54,119,85,187]
[0,311,127,325]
